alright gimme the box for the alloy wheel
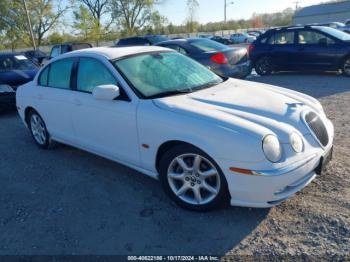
[30,114,47,145]
[343,58,350,76]
[167,153,221,206]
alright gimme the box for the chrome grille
[305,112,329,147]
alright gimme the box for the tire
[255,56,273,76]
[342,57,350,77]
[159,144,229,211]
[28,110,54,149]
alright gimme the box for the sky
[157,0,324,25]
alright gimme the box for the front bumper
[0,92,16,109]
[221,142,333,208]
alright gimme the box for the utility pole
[22,0,36,50]
[293,1,300,10]
[224,0,234,24]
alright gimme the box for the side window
[179,48,187,55]
[268,31,295,45]
[136,38,150,46]
[48,59,74,89]
[61,45,70,54]
[38,66,49,86]
[298,30,335,45]
[77,58,116,93]
[50,46,60,58]
[259,37,268,44]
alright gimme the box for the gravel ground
[0,72,349,260]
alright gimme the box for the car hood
[153,78,323,142]
[0,69,37,89]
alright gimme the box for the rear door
[266,30,298,69]
[35,58,76,143]
[296,29,339,69]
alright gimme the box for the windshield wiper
[147,89,193,99]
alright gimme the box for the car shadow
[246,71,350,98]
[46,144,270,255]
[0,115,269,256]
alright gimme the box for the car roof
[57,46,171,60]
[120,35,164,39]
[158,37,210,44]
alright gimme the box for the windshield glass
[188,39,228,52]
[316,26,350,41]
[113,51,223,98]
[0,55,37,71]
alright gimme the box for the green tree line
[0,0,295,50]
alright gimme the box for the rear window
[188,39,227,52]
[268,31,295,45]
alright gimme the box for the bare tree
[111,0,161,35]
[28,0,70,46]
[76,0,112,28]
[186,0,199,33]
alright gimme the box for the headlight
[262,135,282,162]
[290,132,304,153]
[0,84,14,93]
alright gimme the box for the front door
[71,57,140,165]
[296,29,339,69]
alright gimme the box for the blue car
[249,25,350,76]
[0,53,38,109]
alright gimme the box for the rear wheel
[159,144,229,211]
[342,57,350,76]
[255,56,273,76]
[28,110,53,149]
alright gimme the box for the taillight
[210,52,228,64]
[248,44,255,57]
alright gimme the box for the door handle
[72,98,82,106]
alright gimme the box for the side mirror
[93,84,120,100]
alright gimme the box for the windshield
[0,55,37,72]
[113,51,223,98]
[189,39,228,52]
[316,26,350,41]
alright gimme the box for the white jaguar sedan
[16,46,334,211]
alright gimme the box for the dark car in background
[210,35,233,45]
[250,25,350,76]
[115,35,169,46]
[23,50,47,65]
[49,42,92,59]
[156,38,252,79]
[0,53,38,109]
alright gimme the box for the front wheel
[28,110,53,149]
[159,145,229,211]
[255,56,273,76]
[342,57,350,76]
